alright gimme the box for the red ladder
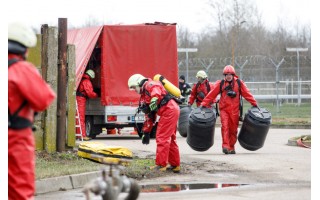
[75,101,83,141]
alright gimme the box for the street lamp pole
[178,48,198,83]
[286,48,308,106]
[232,28,235,67]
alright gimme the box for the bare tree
[178,0,310,82]
[177,25,198,60]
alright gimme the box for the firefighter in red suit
[8,22,56,200]
[128,74,181,173]
[201,65,258,154]
[188,70,214,107]
[76,69,98,140]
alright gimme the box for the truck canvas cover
[100,24,178,106]
[68,23,178,106]
[67,26,103,89]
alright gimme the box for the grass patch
[36,151,159,180]
[35,151,103,179]
[242,102,311,125]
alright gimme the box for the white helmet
[128,74,147,92]
[196,70,207,79]
[86,69,95,79]
[8,22,37,48]
[128,74,146,88]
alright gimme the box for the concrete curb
[35,171,101,194]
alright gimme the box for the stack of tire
[238,107,272,151]
[178,105,192,137]
[187,107,216,152]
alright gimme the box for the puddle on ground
[140,183,247,193]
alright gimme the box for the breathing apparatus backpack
[153,74,183,106]
[195,80,211,102]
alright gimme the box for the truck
[67,22,179,139]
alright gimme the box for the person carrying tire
[200,65,258,154]
[188,70,214,107]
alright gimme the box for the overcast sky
[6,0,311,33]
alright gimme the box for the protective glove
[185,88,191,95]
[142,132,150,145]
[149,97,158,111]
[239,116,243,122]
[252,104,260,111]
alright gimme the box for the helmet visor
[129,85,141,93]
[129,85,136,90]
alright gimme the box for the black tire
[178,120,188,137]
[85,116,101,139]
[178,106,192,137]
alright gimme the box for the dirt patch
[36,150,252,182]
[131,150,249,181]
[36,150,78,160]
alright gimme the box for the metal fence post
[270,58,285,113]
[286,48,308,106]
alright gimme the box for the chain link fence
[178,55,311,105]
[178,55,311,83]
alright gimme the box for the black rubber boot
[222,148,229,154]
[229,150,236,154]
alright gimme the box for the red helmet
[223,65,236,75]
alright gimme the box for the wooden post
[43,26,58,153]
[41,24,49,80]
[56,18,68,152]
[67,44,76,147]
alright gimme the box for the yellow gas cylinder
[153,74,181,98]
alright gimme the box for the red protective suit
[76,74,98,137]
[140,79,180,167]
[8,54,56,200]
[188,79,214,107]
[201,77,257,152]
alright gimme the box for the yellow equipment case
[78,142,133,164]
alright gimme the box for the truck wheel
[85,116,101,139]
